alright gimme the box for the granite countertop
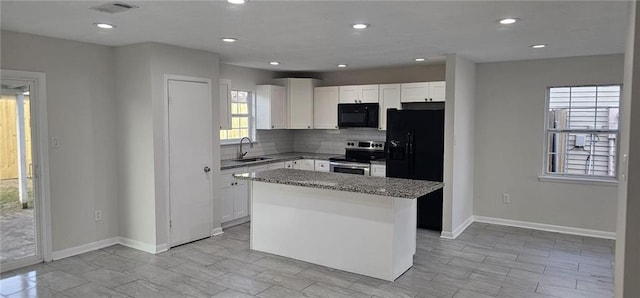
[221,152,340,170]
[233,168,443,199]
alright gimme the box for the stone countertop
[221,152,340,170]
[233,168,443,199]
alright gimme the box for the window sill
[537,175,618,187]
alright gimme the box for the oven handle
[329,161,370,168]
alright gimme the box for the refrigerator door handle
[406,131,414,175]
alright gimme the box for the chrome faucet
[239,137,253,159]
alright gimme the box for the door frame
[1,69,52,271]
[163,75,214,248]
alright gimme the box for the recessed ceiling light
[531,44,547,48]
[221,38,238,43]
[352,23,369,30]
[94,23,115,29]
[269,61,280,66]
[227,0,246,4]
[337,64,348,68]
[498,18,519,25]
[414,58,426,62]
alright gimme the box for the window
[220,90,253,142]
[544,85,621,180]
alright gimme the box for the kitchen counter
[244,169,438,281]
[221,152,340,170]
[234,168,442,199]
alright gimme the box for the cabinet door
[401,82,430,103]
[339,85,360,103]
[233,180,249,219]
[359,85,379,103]
[371,164,386,177]
[288,79,314,129]
[378,84,401,130]
[284,161,293,169]
[271,86,288,128]
[220,185,234,223]
[219,79,232,129]
[429,81,446,102]
[313,87,339,129]
[314,160,330,172]
[293,159,315,170]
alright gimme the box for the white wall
[318,64,446,86]
[1,31,119,252]
[115,44,157,247]
[442,54,476,237]
[615,1,640,296]
[474,54,623,233]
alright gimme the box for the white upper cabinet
[400,81,446,103]
[313,86,339,129]
[256,85,287,129]
[219,79,232,130]
[429,81,446,102]
[339,85,379,103]
[274,78,319,129]
[378,84,401,131]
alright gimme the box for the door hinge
[170,220,172,228]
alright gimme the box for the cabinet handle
[335,125,338,128]
[308,125,311,129]
[272,125,274,128]
[354,100,357,103]
[424,98,428,101]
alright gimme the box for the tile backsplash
[293,129,386,154]
[220,129,294,160]
[220,128,386,159]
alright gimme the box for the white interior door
[168,79,213,247]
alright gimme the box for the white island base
[250,181,417,281]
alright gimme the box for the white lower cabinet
[371,164,386,177]
[293,159,315,170]
[221,168,249,223]
[314,160,330,172]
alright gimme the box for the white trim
[155,243,169,254]
[212,227,224,236]
[52,237,118,260]
[1,70,52,263]
[441,215,474,239]
[221,216,250,229]
[164,75,214,248]
[474,216,616,240]
[117,237,159,254]
[538,175,618,186]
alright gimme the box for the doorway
[167,77,214,247]
[0,71,50,272]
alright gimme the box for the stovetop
[329,140,386,163]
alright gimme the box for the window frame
[540,84,621,184]
[220,89,256,145]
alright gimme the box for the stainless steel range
[329,140,385,175]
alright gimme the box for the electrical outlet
[502,193,511,204]
[94,210,102,221]
[50,137,60,148]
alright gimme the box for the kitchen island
[234,169,443,281]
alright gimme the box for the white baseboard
[52,237,118,260]
[117,236,158,254]
[155,243,169,253]
[212,227,224,237]
[441,215,474,239]
[474,216,616,240]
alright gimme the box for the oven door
[330,161,370,176]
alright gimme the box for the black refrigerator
[386,108,445,231]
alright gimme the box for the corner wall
[442,54,476,237]
[616,1,640,296]
[474,54,623,234]
[1,31,119,252]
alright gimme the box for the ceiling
[0,1,629,71]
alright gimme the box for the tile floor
[0,222,615,297]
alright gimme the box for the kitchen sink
[232,157,272,162]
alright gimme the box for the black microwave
[338,103,379,128]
